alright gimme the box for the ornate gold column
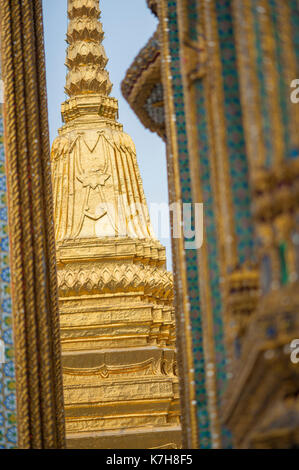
[51,0,181,449]
[0,0,65,448]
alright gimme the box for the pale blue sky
[42,0,172,268]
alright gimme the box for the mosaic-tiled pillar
[232,0,299,363]
[190,0,257,390]
[220,1,299,448]
[159,0,210,449]
[0,49,17,449]
[125,0,299,448]
[232,0,299,293]
[160,0,257,448]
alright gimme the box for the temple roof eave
[121,30,166,141]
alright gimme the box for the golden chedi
[51,0,181,449]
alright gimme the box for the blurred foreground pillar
[0,0,65,448]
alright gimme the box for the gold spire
[65,0,112,97]
[51,0,181,449]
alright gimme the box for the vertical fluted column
[0,0,65,448]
